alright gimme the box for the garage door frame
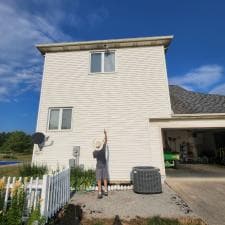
[149,113,225,182]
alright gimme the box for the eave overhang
[36,35,173,55]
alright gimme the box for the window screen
[61,108,72,129]
[49,109,60,130]
[91,53,101,73]
[104,52,115,72]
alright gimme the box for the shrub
[70,167,95,191]
[0,131,33,154]
[19,164,48,178]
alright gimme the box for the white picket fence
[1,168,70,220]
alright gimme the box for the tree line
[0,131,33,154]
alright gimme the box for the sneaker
[97,193,102,199]
[103,191,108,196]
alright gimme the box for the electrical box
[73,146,80,157]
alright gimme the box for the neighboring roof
[169,85,225,114]
[36,35,173,55]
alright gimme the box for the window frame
[47,107,73,131]
[89,50,116,74]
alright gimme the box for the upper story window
[90,51,115,73]
[48,107,72,130]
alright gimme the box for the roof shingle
[169,85,225,114]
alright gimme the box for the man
[93,129,109,199]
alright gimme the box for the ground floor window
[48,107,72,130]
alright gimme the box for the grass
[18,163,48,178]
[0,153,32,177]
[147,217,180,225]
[0,153,49,178]
[0,163,48,178]
[0,153,32,162]
[0,165,20,176]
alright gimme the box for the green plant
[93,221,104,225]
[147,216,180,225]
[19,164,48,178]
[3,182,25,225]
[27,206,46,225]
[0,131,33,154]
[70,167,96,191]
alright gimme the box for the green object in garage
[164,152,180,168]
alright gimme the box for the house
[33,36,225,182]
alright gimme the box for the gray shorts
[96,166,108,181]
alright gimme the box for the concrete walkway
[71,184,197,220]
[166,164,225,225]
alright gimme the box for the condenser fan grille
[132,166,162,194]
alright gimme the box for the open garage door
[162,128,225,179]
[149,114,225,180]
[162,128,225,166]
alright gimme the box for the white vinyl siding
[90,51,115,73]
[34,45,172,181]
[48,108,72,130]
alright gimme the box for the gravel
[70,184,196,220]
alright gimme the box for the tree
[0,132,10,148]
[0,131,33,153]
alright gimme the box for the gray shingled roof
[169,85,225,114]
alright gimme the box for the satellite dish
[32,132,45,150]
[32,132,45,144]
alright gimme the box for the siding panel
[33,46,171,181]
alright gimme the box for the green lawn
[0,153,32,177]
[0,153,32,162]
[0,165,20,177]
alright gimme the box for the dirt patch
[50,205,207,225]
[81,216,207,225]
[49,204,82,225]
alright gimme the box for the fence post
[67,168,70,202]
[40,174,49,218]
[4,176,11,210]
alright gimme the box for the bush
[19,164,48,178]
[0,131,33,154]
[70,167,95,191]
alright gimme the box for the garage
[148,85,225,180]
[149,114,225,180]
[162,128,225,167]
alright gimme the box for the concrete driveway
[166,164,225,225]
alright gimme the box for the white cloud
[169,65,224,90]
[0,2,72,102]
[0,1,109,102]
[210,83,225,95]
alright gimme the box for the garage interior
[162,128,225,166]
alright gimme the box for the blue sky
[0,0,225,133]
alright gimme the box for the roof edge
[149,113,225,122]
[36,35,174,55]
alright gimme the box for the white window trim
[47,107,73,131]
[89,50,116,74]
